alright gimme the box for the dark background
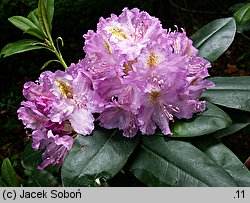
[0,0,249,181]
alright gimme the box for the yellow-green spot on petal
[109,27,127,39]
[104,40,112,54]
[56,80,73,99]
[150,91,161,103]
[147,52,159,68]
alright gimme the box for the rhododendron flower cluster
[18,68,98,169]
[18,7,214,169]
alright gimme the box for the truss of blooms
[18,7,214,169]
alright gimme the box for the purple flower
[18,68,98,169]
[32,129,74,170]
[78,7,214,137]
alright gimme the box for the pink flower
[79,7,214,137]
[18,68,98,169]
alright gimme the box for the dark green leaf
[27,9,41,29]
[212,122,249,139]
[1,158,19,187]
[21,142,43,171]
[229,3,246,13]
[27,169,58,187]
[26,27,46,40]
[193,136,250,186]
[0,39,45,58]
[170,102,232,137]
[201,76,250,112]
[190,18,236,62]
[0,178,7,187]
[129,136,238,186]
[44,0,54,32]
[38,0,52,40]
[234,2,250,25]
[8,16,38,32]
[61,128,139,186]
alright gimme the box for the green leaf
[8,16,38,32]
[193,136,250,186]
[21,142,43,171]
[201,76,250,112]
[38,0,52,40]
[61,128,139,186]
[0,178,7,187]
[1,158,19,187]
[26,27,46,40]
[190,17,236,62]
[212,122,249,139]
[27,169,58,187]
[0,39,45,58]
[129,136,239,186]
[44,0,54,32]
[28,8,41,29]
[170,102,232,137]
[234,2,250,25]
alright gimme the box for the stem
[46,39,68,69]
[54,47,68,69]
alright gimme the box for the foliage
[0,0,250,187]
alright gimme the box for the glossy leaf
[26,27,46,40]
[0,39,45,58]
[234,2,250,25]
[21,142,43,171]
[27,8,41,29]
[212,122,249,139]
[193,136,250,186]
[170,102,232,137]
[190,18,236,62]
[129,136,240,186]
[44,0,54,32]
[38,0,51,40]
[1,158,19,187]
[8,16,38,32]
[27,169,58,187]
[61,128,139,186]
[201,76,250,112]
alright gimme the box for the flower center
[56,80,73,99]
[147,52,159,67]
[104,40,112,54]
[150,91,161,103]
[109,27,127,39]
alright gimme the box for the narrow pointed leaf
[201,76,250,112]
[170,102,232,137]
[61,128,139,186]
[28,8,42,30]
[193,136,250,186]
[1,158,19,187]
[26,27,46,40]
[8,16,39,32]
[38,0,51,40]
[0,39,45,58]
[129,136,238,186]
[190,17,236,62]
[44,0,54,32]
[234,2,250,25]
